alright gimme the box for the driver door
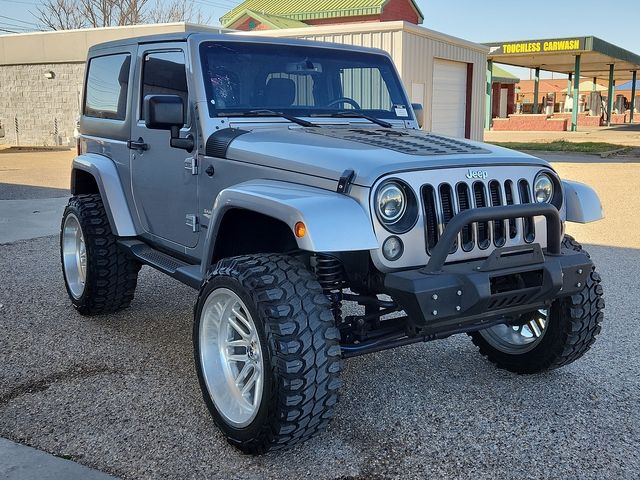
[130,46,198,248]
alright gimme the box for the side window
[84,54,131,120]
[141,51,188,122]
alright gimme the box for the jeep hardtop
[61,32,605,453]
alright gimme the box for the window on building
[141,51,188,123]
[84,54,131,120]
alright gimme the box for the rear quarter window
[84,54,131,121]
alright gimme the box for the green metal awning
[492,65,519,84]
[485,36,640,81]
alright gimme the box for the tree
[32,0,210,30]
[34,0,87,30]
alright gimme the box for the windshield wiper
[324,111,393,128]
[219,109,318,127]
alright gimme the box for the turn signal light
[294,222,306,238]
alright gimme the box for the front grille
[421,178,535,257]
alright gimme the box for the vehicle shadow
[0,183,69,200]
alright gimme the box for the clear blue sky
[2,0,638,78]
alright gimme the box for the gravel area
[0,236,638,479]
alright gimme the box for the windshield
[199,41,412,121]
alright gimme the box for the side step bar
[117,239,202,289]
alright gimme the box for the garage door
[431,59,468,138]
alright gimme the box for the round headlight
[534,173,554,203]
[382,236,404,261]
[377,183,406,224]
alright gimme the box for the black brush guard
[382,203,592,336]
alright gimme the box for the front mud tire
[194,254,342,454]
[470,235,604,374]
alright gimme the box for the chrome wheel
[199,288,264,428]
[479,309,549,354]
[62,213,87,299]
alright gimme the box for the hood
[216,126,549,187]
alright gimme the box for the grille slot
[518,179,535,243]
[489,180,506,247]
[504,180,518,239]
[473,182,490,249]
[439,183,457,253]
[420,175,538,262]
[422,185,439,253]
[456,183,474,251]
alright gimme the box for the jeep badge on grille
[466,169,488,179]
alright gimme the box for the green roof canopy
[234,10,310,29]
[492,65,519,84]
[485,36,640,81]
[221,0,424,27]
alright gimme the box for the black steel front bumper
[384,204,593,334]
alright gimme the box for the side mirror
[411,103,424,129]
[144,95,193,152]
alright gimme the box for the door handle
[127,137,149,151]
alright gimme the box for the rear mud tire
[60,194,140,315]
[470,235,604,374]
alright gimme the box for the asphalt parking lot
[0,149,639,479]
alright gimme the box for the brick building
[220,0,424,31]
[491,65,519,118]
[0,23,225,146]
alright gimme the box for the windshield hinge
[337,169,355,195]
[184,156,198,175]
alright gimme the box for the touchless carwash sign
[488,37,586,55]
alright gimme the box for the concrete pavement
[0,197,68,244]
[0,148,638,479]
[0,438,116,480]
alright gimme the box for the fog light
[382,236,403,261]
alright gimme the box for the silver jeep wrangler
[61,33,605,453]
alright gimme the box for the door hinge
[184,156,198,175]
[186,214,199,232]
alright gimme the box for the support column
[533,67,540,114]
[630,70,637,124]
[485,59,493,129]
[607,64,615,126]
[571,55,581,132]
[592,76,597,91]
[566,73,572,112]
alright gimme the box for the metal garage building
[0,21,487,146]
[240,21,488,140]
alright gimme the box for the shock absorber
[313,254,345,321]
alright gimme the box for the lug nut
[432,294,438,300]
[432,310,438,316]
[577,269,583,274]
[576,282,582,288]
[455,306,461,311]
[456,290,463,296]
